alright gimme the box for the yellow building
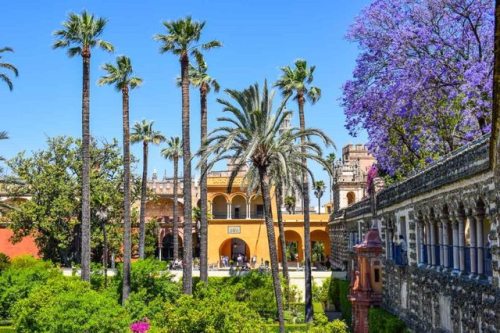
[145,167,331,268]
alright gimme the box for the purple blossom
[342,0,493,176]
[130,321,150,333]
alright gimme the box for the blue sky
[1,0,369,202]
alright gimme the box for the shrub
[153,293,263,333]
[329,278,351,326]
[0,256,60,319]
[368,307,407,333]
[12,277,129,332]
[0,254,10,272]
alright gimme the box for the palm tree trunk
[173,156,179,260]
[180,52,193,294]
[200,85,209,283]
[318,196,321,214]
[122,87,132,303]
[258,166,285,333]
[80,50,91,282]
[138,141,148,259]
[276,184,289,299]
[298,92,313,322]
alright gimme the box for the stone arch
[278,230,303,262]
[160,233,183,260]
[219,237,250,264]
[347,192,356,205]
[311,229,330,263]
[231,194,247,219]
[211,194,228,219]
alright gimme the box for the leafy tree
[0,253,9,272]
[53,11,114,282]
[284,195,296,214]
[0,47,18,91]
[204,82,332,333]
[99,55,142,303]
[12,276,129,332]
[313,180,326,213]
[342,0,494,177]
[275,59,321,323]
[188,55,220,284]
[0,131,8,175]
[7,137,133,265]
[155,16,221,294]
[161,137,183,260]
[131,120,165,262]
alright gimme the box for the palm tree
[131,120,165,261]
[313,180,326,214]
[98,55,142,303]
[284,195,296,214]
[53,11,114,282]
[161,137,183,261]
[325,152,336,205]
[0,47,18,91]
[275,59,321,322]
[203,82,332,333]
[188,56,220,283]
[154,16,221,294]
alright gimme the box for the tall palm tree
[131,120,165,260]
[161,137,183,261]
[0,47,18,91]
[53,11,114,282]
[0,131,8,174]
[325,152,336,205]
[98,55,142,303]
[275,59,321,322]
[313,180,326,213]
[154,16,221,294]
[203,82,332,333]
[188,56,220,283]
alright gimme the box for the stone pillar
[227,203,232,219]
[417,222,424,265]
[458,215,465,272]
[452,220,459,272]
[442,217,449,269]
[438,220,444,268]
[468,214,477,276]
[475,211,485,276]
[246,202,251,219]
[426,221,432,267]
[430,220,436,266]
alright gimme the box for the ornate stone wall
[329,136,500,332]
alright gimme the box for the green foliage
[0,256,60,319]
[368,307,407,333]
[328,278,351,326]
[0,254,9,272]
[7,137,138,264]
[153,292,263,333]
[12,277,129,332]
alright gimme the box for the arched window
[347,192,356,205]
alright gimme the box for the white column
[227,203,232,219]
[476,211,484,275]
[430,221,436,266]
[452,220,459,271]
[468,215,477,276]
[438,220,444,268]
[442,218,449,268]
[246,202,251,219]
[458,215,465,272]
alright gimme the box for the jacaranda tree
[343,0,494,178]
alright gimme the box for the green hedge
[329,278,351,326]
[368,307,407,333]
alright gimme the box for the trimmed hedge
[368,307,407,333]
[329,278,352,326]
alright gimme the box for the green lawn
[0,327,14,333]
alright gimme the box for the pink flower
[130,321,150,333]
